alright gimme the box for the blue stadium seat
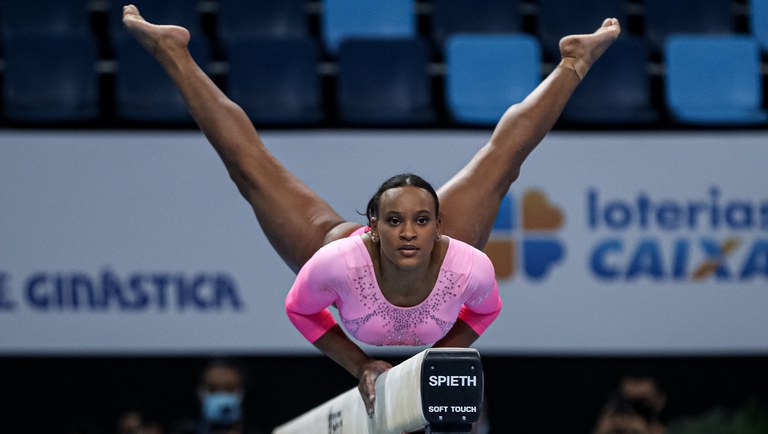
[644,0,734,53]
[111,0,211,122]
[750,0,768,53]
[322,0,416,54]
[227,37,323,124]
[430,0,522,51]
[336,38,434,124]
[445,34,541,125]
[114,36,210,122]
[562,37,659,125]
[217,0,308,48]
[2,33,99,121]
[664,35,767,125]
[0,0,91,37]
[535,0,626,60]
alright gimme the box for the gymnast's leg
[437,18,621,249]
[122,5,361,273]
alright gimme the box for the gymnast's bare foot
[122,4,190,60]
[558,18,621,80]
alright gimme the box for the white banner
[1,130,766,355]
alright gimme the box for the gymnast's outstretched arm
[312,326,392,418]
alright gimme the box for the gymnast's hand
[357,359,393,417]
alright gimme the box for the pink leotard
[284,234,502,347]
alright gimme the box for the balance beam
[273,348,483,434]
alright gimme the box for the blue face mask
[202,392,242,425]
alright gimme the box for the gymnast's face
[371,186,441,269]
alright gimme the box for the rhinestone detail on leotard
[342,267,462,346]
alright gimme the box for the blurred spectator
[172,358,264,434]
[620,375,667,434]
[117,411,143,434]
[592,392,657,434]
[116,409,166,434]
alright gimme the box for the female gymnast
[122,4,620,418]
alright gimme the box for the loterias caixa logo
[484,189,566,281]
[585,187,768,282]
[485,186,768,283]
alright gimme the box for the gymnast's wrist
[355,358,377,379]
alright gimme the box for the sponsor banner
[1,130,766,354]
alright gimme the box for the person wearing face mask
[173,359,264,434]
[122,3,621,424]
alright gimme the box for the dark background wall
[3,354,767,433]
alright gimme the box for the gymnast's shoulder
[301,234,371,274]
